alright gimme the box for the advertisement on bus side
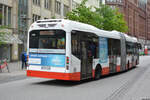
[99,37,108,63]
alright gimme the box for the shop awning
[0,33,23,44]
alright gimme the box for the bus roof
[29,19,137,42]
[124,34,138,42]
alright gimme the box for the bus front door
[80,41,93,79]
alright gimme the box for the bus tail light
[66,56,69,70]
[66,56,69,64]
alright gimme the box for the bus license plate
[41,66,51,70]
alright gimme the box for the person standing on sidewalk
[21,52,27,70]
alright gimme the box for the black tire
[94,67,101,80]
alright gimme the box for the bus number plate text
[41,66,51,70]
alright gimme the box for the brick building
[147,0,150,48]
[104,0,150,49]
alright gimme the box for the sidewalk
[0,61,27,84]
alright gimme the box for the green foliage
[96,4,128,32]
[51,16,56,19]
[66,0,128,33]
[0,13,9,45]
[0,26,6,45]
[66,0,103,29]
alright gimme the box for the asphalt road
[0,56,150,100]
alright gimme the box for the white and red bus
[27,19,140,81]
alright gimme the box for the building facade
[72,0,99,9]
[0,0,22,61]
[104,0,150,50]
[0,0,118,61]
[147,0,150,49]
[18,0,72,50]
[18,0,100,50]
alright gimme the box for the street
[0,56,150,100]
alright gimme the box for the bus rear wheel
[94,67,101,80]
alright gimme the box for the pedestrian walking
[21,52,27,70]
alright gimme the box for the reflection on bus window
[29,30,66,49]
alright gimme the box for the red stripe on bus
[27,70,81,81]
[102,67,109,75]
[92,69,95,78]
[116,66,121,72]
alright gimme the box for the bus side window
[71,31,80,59]
[108,38,112,56]
[126,42,133,55]
[114,39,121,56]
[108,39,120,57]
[29,31,39,48]
[94,39,99,58]
[126,42,129,55]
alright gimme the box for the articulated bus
[27,19,141,81]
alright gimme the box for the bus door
[120,33,126,71]
[80,40,93,79]
[108,39,117,73]
[109,55,117,73]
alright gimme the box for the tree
[66,0,128,33]
[0,26,6,45]
[0,14,8,45]
[95,4,128,32]
[66,0,103,29]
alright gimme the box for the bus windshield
[29,30,66,49]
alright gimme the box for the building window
[72,1,79,9]
[118,0,122,3]
[32,14,41,22]
[106,0,123,3]
[106,0,114,2]
[0,4,11,26]
[138,0,146,11]
[18,0,28,31]
[0,4,2,25]
[99,0,102,4]
[63,5,69,17]
[110,5,116,9]
[44,0,51,10]
[8,7,11,26]
[72,1,78,9]
[4,6,7,25]
[33,0,40,6]
[55,1,61,14]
